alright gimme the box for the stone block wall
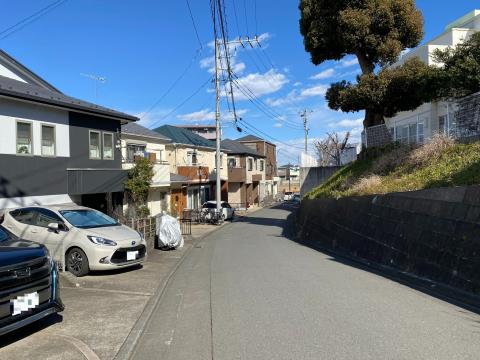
[297,186,480,294]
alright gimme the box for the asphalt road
[130,205,480,360]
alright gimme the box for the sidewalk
[0,224,222,360]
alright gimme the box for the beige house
[121,122,171,216]
[155,125,227,214]
[221,139,265,208]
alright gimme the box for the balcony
[123,159,170,188]
[177,166,209,182]
[228,167,246,182]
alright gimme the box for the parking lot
[0,223,223,360]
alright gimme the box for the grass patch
[306,136,480,199]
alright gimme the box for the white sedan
[202,201,235,220]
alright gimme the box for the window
[227,157,236,168]
[89,131,101,159]
[418,122,424,143]
[16,121,32,155]
[408,124,417,144]
[10,208,36,225]
[259,160,264,171]
[248,158,253,171]
[59,209,118,229]
[41,125,55,156]
[0,227,10,242]
[127,144,146,162]
[34,208,63,228]
[103,133,114,160]
[187,151,198,165]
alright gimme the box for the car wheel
[66,248,89,277]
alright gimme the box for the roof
[221,139,263,157]
[236,134,276,147]
[122,122,170,141]
[0,50,61,93]
[177,125,216,129]
[154,125,216,149]
[170,173,189,183]
[0,75,138,123]
[236,134,262,142]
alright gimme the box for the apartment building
[385,9,480,144]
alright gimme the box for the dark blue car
[0,224,64,336]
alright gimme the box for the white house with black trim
[0,49,138,214]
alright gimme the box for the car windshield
[203,203,216,209]
[0,226,10,242]
[59,210,119,229]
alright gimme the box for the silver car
[2,204,146,276]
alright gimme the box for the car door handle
[30,229,38,233]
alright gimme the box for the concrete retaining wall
[299,166,342,196]
[297,185,480,294]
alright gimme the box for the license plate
[11,292,39,316]
[127,251,139,261]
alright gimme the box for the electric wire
[0,0,69,40]
[186,0,203,49]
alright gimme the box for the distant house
[236,135,278,200]
[221,139,265,207]
[0,50,137,214]
[121,122,171,216]
[154,125,228,215]
[177,125,217,141]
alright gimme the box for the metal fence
[127,217,156,241]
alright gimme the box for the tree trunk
[364,109,385,127]
[355,52,385,128]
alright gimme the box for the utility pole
[214,38,222,214]
[300,109,312,154]
[212,36,261,215]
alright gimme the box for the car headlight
[87,235,117,246]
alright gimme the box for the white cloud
[177,108,215,122]
[300,84,328,97]
[233,69,289,100]
[330,118,364,128]
[310,68,335,80]
[339,57,358,68]
[273,122,283,128]
[293,81,302,87]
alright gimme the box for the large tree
[299,0,425,127]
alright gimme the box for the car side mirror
[47,223,59,232]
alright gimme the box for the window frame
[40,123,56,157]
[247,158,253,171]
[102,132,115,160]
[16,120,34,156]
[259,159,264,171]
[89,130,102,160]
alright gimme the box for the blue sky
[0,0,477,164]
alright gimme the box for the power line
[147,76,213,129]
[185,0,203,49]
[0,0,69,41]
[243,0,249,35]
[141,48,203,120]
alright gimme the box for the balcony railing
[228,166,246,182]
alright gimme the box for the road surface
[130,205,480,360]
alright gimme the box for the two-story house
[154,125,227,215]
[236,135,278,201]
[221,139,266,208]
[121,122,171,216]
[0,50,137,214]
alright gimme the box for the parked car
[0,224,64,336]
[292,194,301,204]
[283,192,294,201]
[2,205,146,277]
[202,201,235,220]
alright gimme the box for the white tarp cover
[155,214,184,249]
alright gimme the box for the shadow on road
[240,203,480,316]
[0,313,63,348]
